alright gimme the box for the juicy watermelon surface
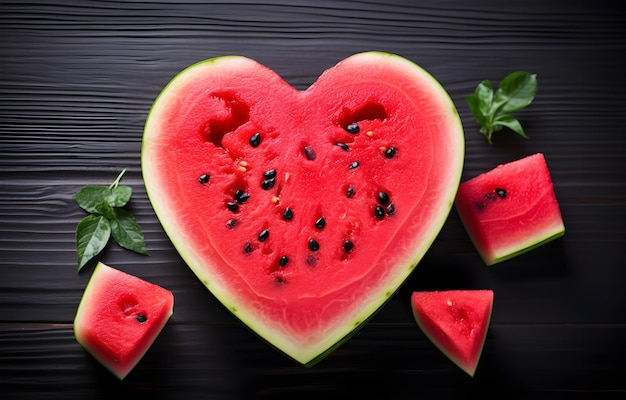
[455,153,565,265]
[142,52,464,365]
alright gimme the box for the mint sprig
[75,169,148,270]
[465,71,537,144]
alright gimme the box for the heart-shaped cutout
[142,52,464,366]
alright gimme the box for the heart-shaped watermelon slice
[142,52,464,366]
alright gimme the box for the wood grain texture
[1,0,626,398]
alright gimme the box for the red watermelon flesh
[74,262,174,379]
[142,52,464,366]
[411,290,494,377]
[455,153,565,266]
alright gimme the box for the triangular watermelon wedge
[455,153,565,266]
[411,290,494,377]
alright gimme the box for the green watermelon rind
[474,226,564,266]
[142,52,465,366]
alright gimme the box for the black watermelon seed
[275,276,285,284]
[249,132,261,147]
[263,169,276,179]
[227,202,239,212]
[304,146,316,160]
[309,239,320,251]
[315,217,326,229]
[244,242,253,253]
[386,203,395,216]
[136,314,147,323]
[261,178,276,190]
[377,191,390,205]
[234,190,250,204]
[495,188,507,199]
[258,229,269,242]
[375,205,385,220]
[345,123,360,134]
[283,207,294,220]
[336,143,349,151]
[349,161,360,169]
[343,240,354,253]
[384,147,396,159]
[279,256,289,267]
[226,219,238,229]
[346,186,356,198]
[198,174,210,184]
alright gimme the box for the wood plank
[1,323,625,398]
[1,0,625,397]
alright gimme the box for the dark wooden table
[2,1,625,398]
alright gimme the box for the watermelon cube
[74,262,174,379]
[455,153,565,265]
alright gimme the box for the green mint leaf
[493,71,537,114]
[74,169,148,271]
[76,214,111,270]
[106,185,132,208]
[95,199,116,220]
[465,80,494,129]
[465,94,487,128]
[110,209,149,255]
[465,71,536,144]
[475,80,494,116]
[75,182,131,212]
[75,185,109,213]
[494,114,528,139]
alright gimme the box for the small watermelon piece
[455,153,565,266]
[411,290,494,377]
[74,262,174,380]
[142,52,464,365]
